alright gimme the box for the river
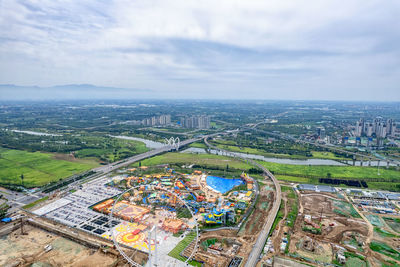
[11,130,62,136]
[180,147,393,166]
[110,135,165,149]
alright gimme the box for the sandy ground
[0,225,116,267]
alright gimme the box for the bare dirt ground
[241,191,274,236]
[194,234,239,267]
[287,192,371,265]
[0,225,117,267]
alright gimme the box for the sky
[0,0,399,100]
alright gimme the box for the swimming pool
[206,176,244,194]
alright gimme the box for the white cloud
[0,0,399,100]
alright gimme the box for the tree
[327,173,332,178]
[20,174,24,186]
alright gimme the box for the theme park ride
[109,184,199,267]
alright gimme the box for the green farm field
[0,147,98,187]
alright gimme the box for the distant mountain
[0,84,152,100]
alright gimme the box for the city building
[354,117,396,138]
[142,115,171,126]
[180,115,210,129]
[316,127,326,139]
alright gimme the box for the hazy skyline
[1,0,400,101]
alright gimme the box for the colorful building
[161,218,187,234]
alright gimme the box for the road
[204,137,281,267]
[0,187,42,214]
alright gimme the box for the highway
[204,137,281,267]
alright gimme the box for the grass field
[269,200,284,236]
[258,160,400,181]
[366,215,385,227]
[188,142,208,149]
[370,241,400,261]
[275,175,311,184]
[168,232,201,266]
[383,217,400,233]
[282,186,298,228]
[374,227,400,238]
[0,147,98,187]
[74,139,148,162]
[332,200,361,218]
[22,196,49,209]
[311,151,347,160]
[132,152,252,170]
[345,256,367,267]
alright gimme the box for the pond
[206,176,244,194]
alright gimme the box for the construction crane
[20,217,27,235]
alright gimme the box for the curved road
[204,137,281,267]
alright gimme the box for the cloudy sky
[0,0,399,100]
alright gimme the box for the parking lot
[34,176,123,234]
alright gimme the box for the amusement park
[23,164,258,266]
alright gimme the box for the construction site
[256,182,400,267]
[291,191,369,263]
[0,214,136,267]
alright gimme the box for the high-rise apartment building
[142,114,172,126]
[355,117,396,138]
[180,115,210,129]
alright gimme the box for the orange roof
[163,218,184,229]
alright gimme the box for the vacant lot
[0,147,98,187]
[0,224,116,267]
